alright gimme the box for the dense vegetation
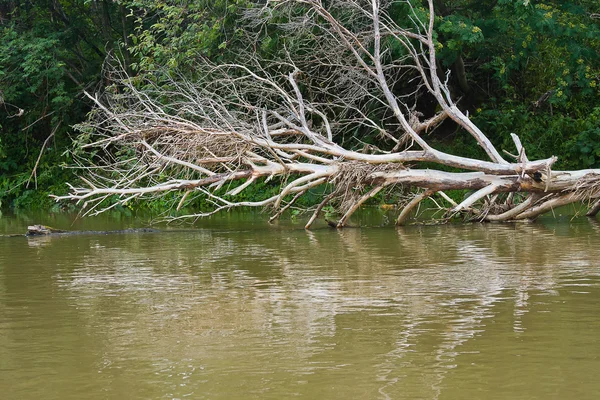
[1,0,599,211]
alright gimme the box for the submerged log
[24,225,160,237]
[27,225,68,236]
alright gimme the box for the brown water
[1,211,600,399]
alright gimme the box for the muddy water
[1,211,600,399]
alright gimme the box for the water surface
[1,211,600,399]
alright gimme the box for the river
[1,210,600,399]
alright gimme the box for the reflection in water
[1,214,600,399]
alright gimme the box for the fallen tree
[54,0,600,227]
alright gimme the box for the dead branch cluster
[54,0,600,227]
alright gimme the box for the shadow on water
[1,210,600,399]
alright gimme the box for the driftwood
[52,0,600,228]
[19,225,161,237]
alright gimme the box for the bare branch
[484,194,538,222]
[453,184,499,213]
[337,184,384,227]
[27,122,61,189]
[397,189,434,226]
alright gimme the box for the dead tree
[54,0,600,227]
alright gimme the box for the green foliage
[0,0,121,209]
[565,108,600,168]
[437,15,484,60]
[125,0,251,74]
